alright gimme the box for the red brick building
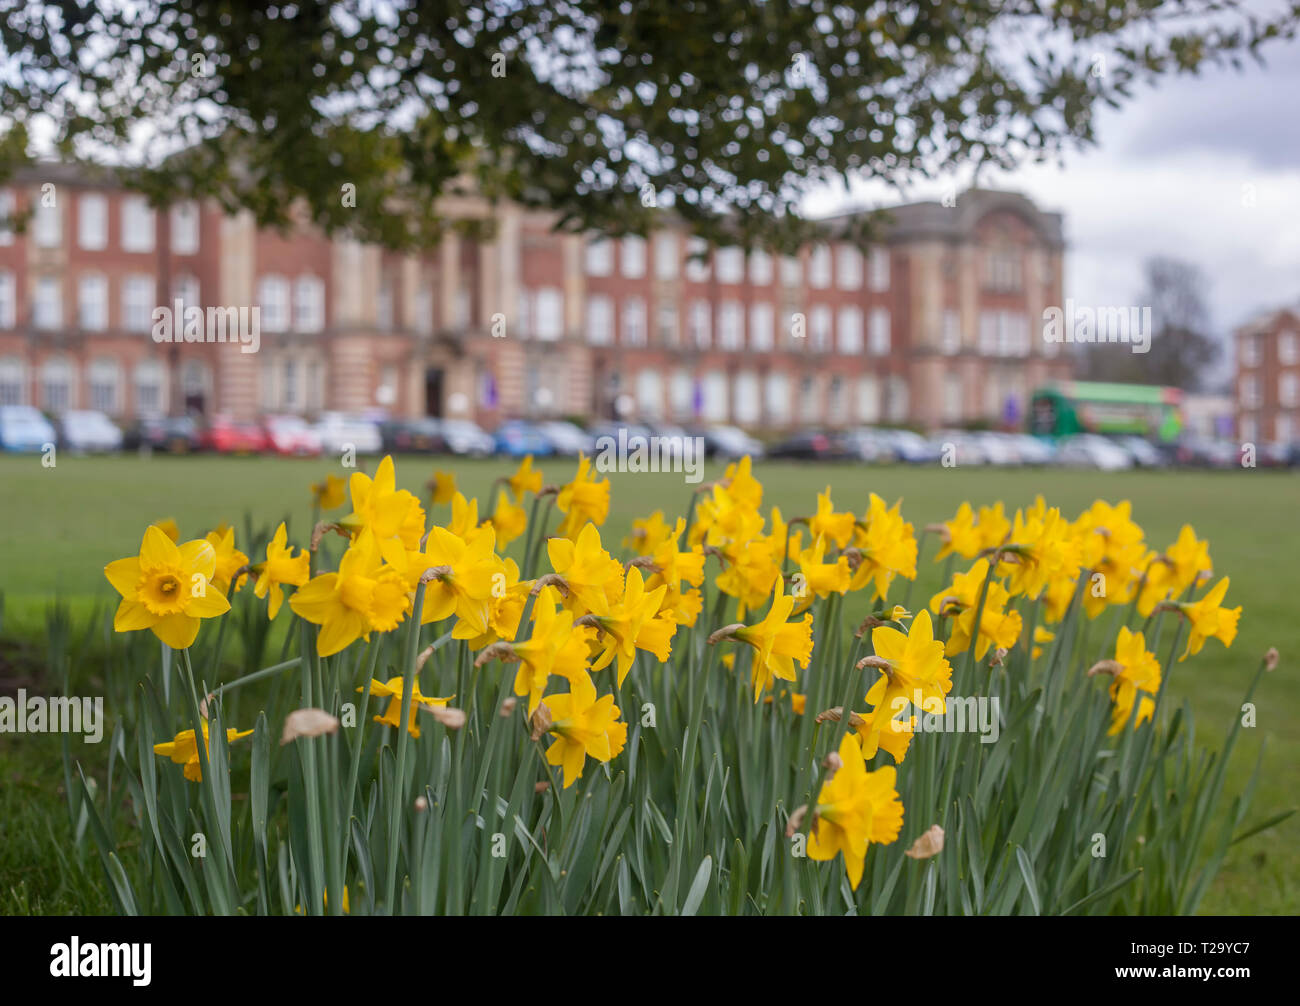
[0,165,1072,431]
[1234,305,1300,445]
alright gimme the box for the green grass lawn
[0,452,1296,913]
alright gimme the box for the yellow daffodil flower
[362,676,453,738]
[105,525,231,649]
[253,522,310,619]
[731,578,815,702]
[205,525,250,594]
[807,732,904,889]
[430,470,457,505]
[154,721,252,782]
[339,455,427,565]
[1176,576,1241,661]
[1103,626,1162,735]
[486,489,527,547]
[540,670,628,788]
[555,454,611,539]
[290,529,410,656]
[311,473,347,511]
[505,455,543,499]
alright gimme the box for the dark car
[380,418,446,454]
[766,430,851,461]
[122,414,203,454]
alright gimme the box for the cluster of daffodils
[103,453,1242,893]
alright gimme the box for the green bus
[1028,381,1184,443]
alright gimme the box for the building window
[415,284,434,335]
[688,299,711,349]
[79,194,108,250]
[837,306,863,354]
[984,246,1022,292]
[718,301,744,350]
[34,199,61,248]
[533,287,564,340]
[171,201,200,254]
[1279,331,1297,366]
[34,276,62,330]
[716,247,744,284]
[173,274,200,313]
[869,246,891,292]
[0,356,26,405]
[1239,334,1259,367]
[620,236,646,279]
[585,239,613,277]
[1279,372,1299,408]
[294,275,325,332]
[636,369,663,419]
[78,275,109,331]
[684,238,710,282]
[0,190,13,245]
[869,308,891,355]
[734,371,760,424]
[657,301,679,347]
[809,305,831,353]
[800,375,820,423]
[123,275,155,332]
[943,373,963,423]
[941,310,961,354]
[764,372,790,425]
[121,195,155,253]
[750,303,774,351]
[835,244,863,290]
[586,295,613,345]
[887,376,909,422]
[780,254,801,287]
[455,285,471,328]
[0,271,15,328]
[703,370,728,422]
[621,297,647,346]
[654,233,678,280]
[1277,414,1294,443]
[1240,415,1257,443]
[283,358,300,409]
[670,370,693,420]
[377,280,394,330]
[88,358,121,414]
[258,275,290,332]
[135,359,166,415]
[808,245,832,289]
[41,357,75,413]
[857,375,880,423]
[749,250,773,286]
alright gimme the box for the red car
[262,414,324,457]
[200,415,269,454]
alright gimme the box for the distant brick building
[0,165,1072,431]
[1234,305,1300,444]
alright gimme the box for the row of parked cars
[0,403,1288,469]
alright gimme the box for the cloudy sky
[805,27,1300,349]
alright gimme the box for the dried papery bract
[281,708,340,745]
[905,824,945,860]
[1265,647,1279,671]
[530,702,553,742]
[422,705,467,730]
[499,696,519,718]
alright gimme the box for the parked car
[379,418,444,454]
[1172,435,1236,469]
[972,431,1022,466]
[877,428,942,464]
[929,430,988,467]
[494,419,556,458]
[538,420,595,457]
[1009,433,1055,466]
[58,410,123,453]
[122,414,203,454]
[437,417,494,457]
[1114,435,1165,468]
[314,412,383,456]
[697,424,765,460]
[0,405,58,453]
[263,414,324,457]
[840,428,894,463]
[767,430,850,461]
[1055,434,1134,471]
[200,415,269,454]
